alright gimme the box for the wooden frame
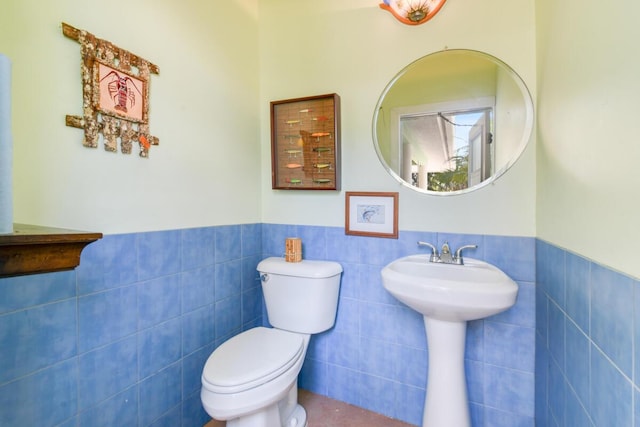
[270,93,341,190]
[345,192,399,238]
[62,22,159,157]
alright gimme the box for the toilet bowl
[200,257,342,427]
[201,327,309,426]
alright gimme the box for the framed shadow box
[270,93,341,190]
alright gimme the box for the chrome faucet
[439,242,453,263]
[417,241,478,265]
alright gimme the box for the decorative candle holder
[284,238,302,262]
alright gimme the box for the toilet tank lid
[257,257,342,278]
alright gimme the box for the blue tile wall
[0,221,541,427]
[262,224,536,426]
[0,224,263,427]
[536,240,640,427]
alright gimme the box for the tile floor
[203,389,415,427]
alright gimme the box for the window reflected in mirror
[399,101,494,192]
[373,49,533,195]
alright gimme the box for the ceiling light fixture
[379,0,447,25]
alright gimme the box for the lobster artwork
[63,23,160,157]
[99,70,142,114]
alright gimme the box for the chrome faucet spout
[439,242,453,263]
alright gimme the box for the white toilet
[201,257,342,427]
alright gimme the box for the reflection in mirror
[373,49,533,195]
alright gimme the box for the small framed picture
[345,192,399,238]
[96,61,147,123]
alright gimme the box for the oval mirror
[373,49,534,195]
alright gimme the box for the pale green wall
[536,0,640,277]
[259,0,537,236]
[0,0,261,234]
[2,0,539,238]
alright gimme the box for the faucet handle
[454,244,478,264]
[417,241,439,262]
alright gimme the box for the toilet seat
[202,327,304,395]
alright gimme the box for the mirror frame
[372,49,534,196]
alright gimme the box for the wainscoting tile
[635,280,640,389]
[182,227,215,271]
[78,336,137,410]
[484,321,535,372]
[589,344,632,426]
[182,305,214,356]
[484,365,535,417]
[393,344,428,388]
[138,362,182,427]
[241,255,261,293]
[214,295,241,341]
[215,259,242,301]
[183,389,211,427]
[241,223,262,257]
[181,265,215,314]
[137,230,182,281]
[297,225,327,260]
[564,386,593,427]
[78,285,137,353]
[483,406,535,427]
[466,359,484,405]
[183,345,213,397]
[215,225,241,263]
[0,359,77,426]
[484,235,535,283]
[0,270,76,314]
[490,281,535,328]
[548,300,566,368]
[77,233,138,295]
[326,330,359,371]
[138,318,182,380]
[564,252,590,333]
[78,386,138,427]
[590,263,634,377]
[0,299,77,384]
[137,274,181,330]
[564,319,590,410]
[326,226,360,264]
[536,241,565,308]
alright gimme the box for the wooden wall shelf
[0,224,102,277]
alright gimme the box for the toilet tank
[257,257,342,334]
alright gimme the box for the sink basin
[381,254,518,322]
[381,253,519,427]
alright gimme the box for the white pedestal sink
[381,255,518,427]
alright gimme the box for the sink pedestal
[423,318,470,427]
